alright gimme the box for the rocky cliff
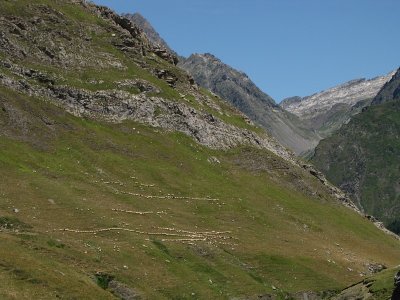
[123,12,178,58]
[179,53,319,155]
[0,1,292,160]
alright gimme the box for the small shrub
[0,216,31,231]
[47,239,66,249]
[94,272,114,289]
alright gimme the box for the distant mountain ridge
[281,73,394,118]
[179,53,320,155]
[281,71,395,140]
[125,12,396,160]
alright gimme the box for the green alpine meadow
[0,0,399,299]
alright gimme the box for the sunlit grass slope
[0,87,399,299]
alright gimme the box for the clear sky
[92,0,399,102]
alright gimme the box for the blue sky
[93,0,399,102]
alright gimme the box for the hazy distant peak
[123,12,176,55]
[189,53,221,63]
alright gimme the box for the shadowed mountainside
[311,68,400,234]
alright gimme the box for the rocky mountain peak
[281,71,395,120]
[179,54,320,155]
[120,14,319,155]
[180,53,277,106]
[123,12,178,62]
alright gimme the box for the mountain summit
[179,53,319,155]
[126,14,321,156]
[124,12,178,58]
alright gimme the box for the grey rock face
[124,13,177,58]
[0,0,294,162]
[301,164,360,212]
[0,63,294,163]
[180,53,277,108]
[179,53,319,155]
[94,6,178,65]
[108,280,141,300]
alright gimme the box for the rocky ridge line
[123,12,178,59]
[281,71,395,119]
[0,59,293,162]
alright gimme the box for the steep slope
[0,0,289,158]
[372,69,400,105]
[123,12,177,57]
[311,68,400,233]
[179,53,319,155]
[3,84,400,299]
[0,1,399,299]
[281,72,394,140]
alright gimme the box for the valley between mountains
[0,1,399,299]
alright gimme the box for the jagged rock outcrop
[0,58,293,163]
[124,12,178,59]
[179,53,319,155]
[89,4,178,65]
[301,163,360,212]
[0,0,177,68]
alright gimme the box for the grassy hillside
[0,0,399,299]
[0,0,255,134]
[311,96,400,233]
[0,86,400,299]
